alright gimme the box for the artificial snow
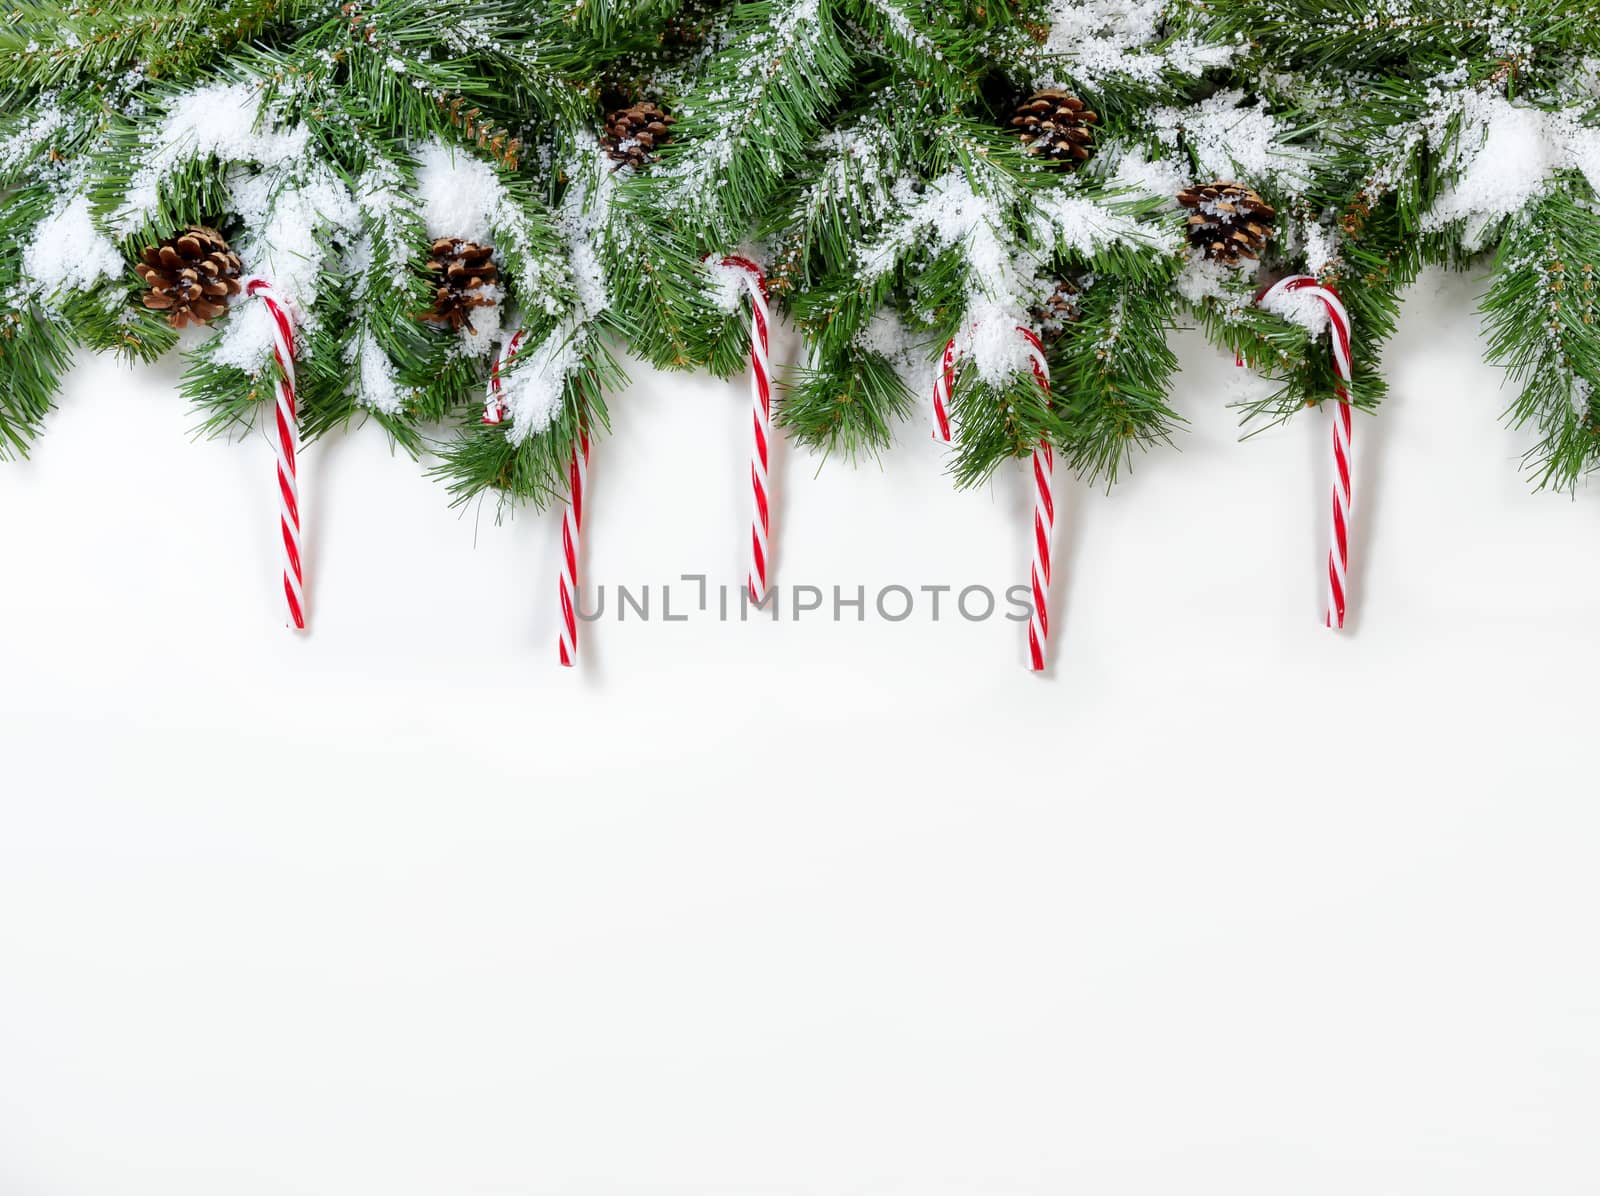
[412,139,563,343]
[554,134,617,321]
[0,93,69,178]
[1569,124,1600,200]
[1420,90,1600,248]
[858,169,1160,383]
[348,329,404,415]
[657,0,823,205]
[1108,144,1190,205]
[1041,0,1236,86]
[212,303,278,371]
[452,284,506,358]
[1571,375,1592,419]
[1035,191,1170,256]
[414,140,501,245]
[114,81,309,234]
[859,171,1024,291]
[1300,222,1338,278]
[868,173,1031,381]
[858,0,938,61]
[21,194,123,298]
[211,165,361,372]
[1579,58,1600,100]
[440,16,497,54]
[354,157,419,288]
[1260,282,1331,339]
[961,299,1035,381]
[498,324,582,445]
[104,78,368,371]
[1175,254,1254,312]
[781,121,901,245]
[855,308,920,374]
[1150,90,1317,195]
[704,255,759,313]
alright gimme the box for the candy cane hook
[931,336,959,441]
[718,255,773,604]
[245,279,304,630]
[931,326,1056,670]
[482,328,525,425]
[1259,276,1355,630]
[1020,331,1054,671]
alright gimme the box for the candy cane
[1259,276,1355,630]
[932,326,1056,670]
[558,430,590,667]
[931,336,958,441]
[718,255,773,603]
[482,328,525,425]
[1022,335,1054,672]
[245,279,304,630]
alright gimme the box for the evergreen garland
[1,0,1597,513]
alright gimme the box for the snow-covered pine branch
[648,0,851,246]
[1372,80,1600,251]
[1035,0,1238,90]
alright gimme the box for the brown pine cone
[602,100,675,169]
[1012,89,1097,167]
[1176,181,1277,265]
[421,237,499,333]
[1032,277,1082,339]
[135,225,242,329]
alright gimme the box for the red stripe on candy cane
[245,279,304,631]
[717,255,773,604]
[1020,329,1054,671]
[932,337,958,441]
[930,325,1057,670]
[483,328,525,425]
[1258,275,1356,630]
[484,331,590,666]
[558,430,590,667]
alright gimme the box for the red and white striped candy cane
[931,336,958,441]
[718,255,773,603]
[1021,331,1054,672]
[931,326,1056,670]
[1259,276,1355,630]
[482,328,525,425]
[558,430,590,667]
[245,279,304,631]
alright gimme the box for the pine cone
[602,100,674,169]
[1177,181,1277,265]
[421,237,499,333]
[1012,89,1097,167]
[1032,277,1081,339]
[135,225,242,329]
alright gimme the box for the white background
[2,267,1598,1193]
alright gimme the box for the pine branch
[0,0,304,100]
[1055,266,1182,484]
[0,301,72,458]
[944,362,1071,489]
[431,332,624,508]
[837,0,995,107]
[1483,186,1600,489]
[642,0,855,248]
[1193,0,1589,76]
[779,348,915,458]
[603,174,715,370]
[763,95,911,296]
